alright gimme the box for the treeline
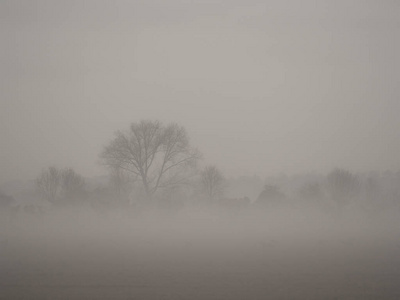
[254,169,400,216]
[1,120,399,216]
[1,167,399,218]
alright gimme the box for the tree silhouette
[35,166,61,203]
[326,168,359,208]
[100,120,201,200]
[36,167,86,205]
[200,165,225,202]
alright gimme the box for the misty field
[2,0,399,298]
[1,208,399,300]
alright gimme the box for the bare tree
[61,168,86,202]
[35,166,61,203]
[326,168,359,208]
[200,165,225,201]
[36,167,86,205]
[100,120,201,199]
[109,166,134,207]
[298,182,324,200]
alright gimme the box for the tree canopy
[100,120,201,199]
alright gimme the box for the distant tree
[326,169,359,208]
[35,166,62,203]
[109,166,134,207]
[36,167,86,205]
[200,165,225,201]
[255,184,285,207]
[100,120,201,200]
[60,168,86,203]
[298,182,323,200]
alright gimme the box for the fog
[1,0,400,299]
[1,203,400,299]
[1,0,399,182]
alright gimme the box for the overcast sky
[1,0,399,184]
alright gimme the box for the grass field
[1,208,399,299]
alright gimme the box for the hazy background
[1,0,399,184]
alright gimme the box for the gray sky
[1,0,399,183]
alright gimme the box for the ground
[1,210,399,299]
